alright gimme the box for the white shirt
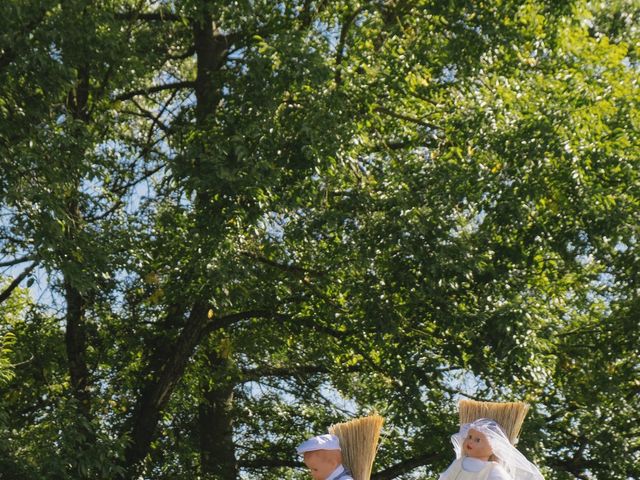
[439,457,512,480]
[326,465,353,480]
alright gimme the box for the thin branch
[374,106,441,131]
[371,452,439,480]
[114,10,183,22]
[101,134,167,199]
[114,162,166,196]
[85,153,166,222]
[298,0,315,29]
[440,386,490,402]
[0,261,38,304]
[408,90,444,108]
[110,86,178,191]
[335,7,364,86]
[127,98,172,134]
[240,364,360,383]
[367,138,435,154]
[240,365,329,382]
[9,354,35,368]
[240,458,302,469]
[167,45,196,60]
[0,255,35,267]
[209,309,279,333]
[240,251,327,278]
[0,232,24,243]
[114,80,195,102]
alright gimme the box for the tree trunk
[122,3,232,475]
[199,347,237,478]
[123,301,210,475]
[64,276,91,417]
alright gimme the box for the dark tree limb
[122,305,278,476]
[126,98,172,133]
[66,64,91,121]
[193,24,227,121]
[374,106,441,131]
[114,80,195,102]
[241,452,440,479]
[0,261,38,304]
[240,251,327,278]
[239,364,360,383]
[298,0,331,30]
[167,45,196,60]
[0,7,50,70]
[371,453,439,480]
[199,349,237,478]
[122,5,274,476]
[114,10,183,22]
[335,7,364,86]
[240,458,302,469]
[64,276,92,416]
[85,162,165,222]
[0,255,35,268]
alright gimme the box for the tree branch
[240,251,326,278]
[122,305,278,476]
[125,97,172,133]
[114,80,195,102]
[0,7,49,70]
[335,7,364,85]
[240,458,302,469]
[0,255,35,267]
[0,261,38,304]
[85,162,165,223]
[239,364,360,383]
[374,106,441,131]
[167,45,196,60]
[114,10,183,22]
[371,452,439,480]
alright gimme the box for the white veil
[451,418,544,480]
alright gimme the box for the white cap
[296,433,341,454]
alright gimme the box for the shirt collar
[326,464,345,480]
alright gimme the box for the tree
[0,1,638,479]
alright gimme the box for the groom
[297,433,354,480]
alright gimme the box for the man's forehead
[304,449,340,461]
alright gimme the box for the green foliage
[0,0,638,479]
[0,332,16,385]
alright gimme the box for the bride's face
[463,428,493,460]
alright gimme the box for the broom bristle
[458,399,529,444]
[328,414,384,480]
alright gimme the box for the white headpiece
[296,433,341,454]
[452,418,544,480]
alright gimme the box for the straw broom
[328,414,384,480]
[458,399,529,444]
